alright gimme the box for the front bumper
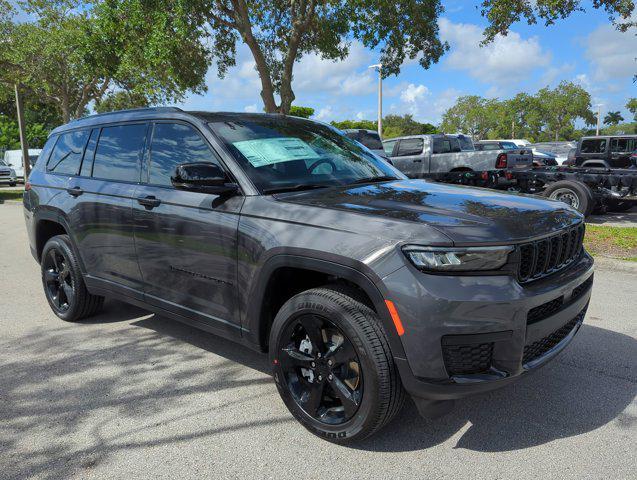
[383,251,594,401]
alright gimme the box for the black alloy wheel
[277,314,363,425]
[43,246,75,313]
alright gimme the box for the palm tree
[603,111,624,126]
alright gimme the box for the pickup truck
[382,134,533,178]
[568,135,637,169]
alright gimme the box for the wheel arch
[245,254,407,362]
[33,208,86,272]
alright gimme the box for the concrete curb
[593,255,637,274]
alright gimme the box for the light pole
[595,103,603,136]
[368,63,382,139]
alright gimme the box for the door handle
[413,159,422,163]
[137,195,161,209]
[67,186,83,197]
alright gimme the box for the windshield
[501,142,518,150]
[208,117,403,193]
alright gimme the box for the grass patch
[584,225,637,260]
[0,190,24,202]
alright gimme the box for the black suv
[24,108,594,442]
[571,135,637,169]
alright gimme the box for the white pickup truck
[382,134,533,178]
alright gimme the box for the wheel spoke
[44,269,59,284]
[61,282,74,306]
[281,345,314,367]
[303,380,325,416]
[325,340,356,366]
[329,374,359,417]
[49,249,61,272]
[302,316,326,355]
[51,290,61,308]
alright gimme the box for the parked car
[0,159,17,186]
[446,133,475,151]
[530,141,576,165]
[530,150,558,166]
[24,108,593,443]
[568,135,637,169]
[485,138,531,148]
[3,149,42,180]
[342,129,389,160]
[383,134,533,178]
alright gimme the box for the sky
[178,1,637,126]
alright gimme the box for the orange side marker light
[385,300,405,336]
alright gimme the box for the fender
[243,251,408,363]
[32,207,88,274]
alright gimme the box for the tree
[94,91,152,114]
[331,114,436,138]
[289,105,314,118]
[0,115,49,150]
[627,98,637,121]
[480,1,635,43]
[440,96,500,140]
[201,0,447,114]
[535,81,595,141]
[603,111,624,126]
[0,1,210,123]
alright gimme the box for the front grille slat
[523,308,586,364]
[518,224,585,283]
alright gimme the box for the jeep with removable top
[24,108,594,443]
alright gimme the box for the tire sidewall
[41,235,83,321]
[545,181,592,216]
[269,291,382,442]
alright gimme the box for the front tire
[269,287,404,443]
[41,235,104,322]
[544,180,594,216]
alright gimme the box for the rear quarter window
[92,123,147,182]
[580,139,607,154]
[46,130,90,175]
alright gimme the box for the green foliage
[331,114,436,139]
[480,1,636,43]
[206,0,448,113]
[440,82,595,142]
[626,98,637,121]
[603,111,624,126]
[288,106,314,118]
[0,114,50,150]
[0,1,209,123]
[601,122,637,135]
[94,91,151,113]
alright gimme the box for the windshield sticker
[233,137,320,167]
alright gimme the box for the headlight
[403,245,513,272]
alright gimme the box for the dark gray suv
[23,108,594,443]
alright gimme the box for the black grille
[518,224,585,283]
[527,296,564,324]
[442,342,493,376]
[523,310,585,364]
[572,275,593,300]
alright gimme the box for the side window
[432,137,451,154]
[46,130,90,175]
[149,123,221,186]
[79,129,99,177]
[92,124,147,182]
[383,139,397,155]
[396,138,423,156]
[610,138,633,153]
[580,139,607,154]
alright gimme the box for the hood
[277,179,583,244]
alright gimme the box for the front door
[133,121,243,333]
[392,138,425,177]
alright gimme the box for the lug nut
[318,375,323,381]
[311,361,316,368]
[328,374,333,381]
[317,352,322,358]
[327,359,333,367]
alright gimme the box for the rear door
[133,121,243,332]
[71,123,148,296]
[609,137,635,168]
[391,137,425,177]
[577,138,608,166]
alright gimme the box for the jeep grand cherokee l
[23,108,594,443]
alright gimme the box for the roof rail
[71,106,183,123]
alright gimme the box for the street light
[368,63,382,139]
[595,103,603,136]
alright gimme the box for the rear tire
[41,235,104,322]
[269,287,405,443]
[544,180,594,216]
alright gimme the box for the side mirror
[171,162,239,195]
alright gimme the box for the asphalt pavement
[0,203,635,480]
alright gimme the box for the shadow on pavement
[1,300,634,479]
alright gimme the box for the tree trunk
[231,0,278,113]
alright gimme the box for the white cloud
[585,24,637,81]
[400,83,430,103]
[540,62,576,86]
[243,104,258,113]
[315,106,334,121]
[439,18,551,85]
